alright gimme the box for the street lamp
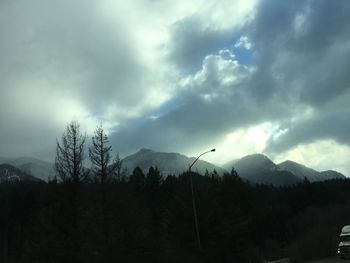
[188,148,216,250]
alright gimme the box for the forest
[1,169,350,262]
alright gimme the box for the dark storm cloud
[167,16,236,73]
[266,108,350,154]
[242,0,350,105]
[247,0,350,153]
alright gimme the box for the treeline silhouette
[1,170,350,262]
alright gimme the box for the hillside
[224,154,300,186]
[0,163,43,183]
[0,157,54,181]
[122,148,226,176]
[278,160,345,182]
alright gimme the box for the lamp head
[211,149,216,152]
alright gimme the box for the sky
[1,0,350,175]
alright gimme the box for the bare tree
[89,124,121,183]
[55,121,86,184]
[89,124,121,242]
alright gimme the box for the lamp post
[188,148,216,250]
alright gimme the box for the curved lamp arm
[189,149,216,170]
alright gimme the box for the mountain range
[278,160,345,182]
[223,154,345,186]
[0,150,346,185]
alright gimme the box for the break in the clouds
[1,0,350,175]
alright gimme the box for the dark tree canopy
[1,169,350,262]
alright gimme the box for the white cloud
[234,36,253,50]
[181,49,251,95]
[199,0,259,30]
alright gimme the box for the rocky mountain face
[0,164,43,183]
[0,157,54,181]
[122,148,226,176]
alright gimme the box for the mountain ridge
[223,154,300,186]
[277,159,345,182]
[0,150,346,185]
[223,153,346,185]
[122,148,227,176]
[0,157,54,181]
[0,163,43,183]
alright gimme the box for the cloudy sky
[1,0,350,175]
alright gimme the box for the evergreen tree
[129,167,145,192]
[145,166,163,238]
[145,166,162,193]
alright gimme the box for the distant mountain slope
[0,152,345,184]
[122,148,226,176]
[224,154,300,186]
[224,154,276,173]
[222,158,239,173]
[0,157,54,181]
[278,160,345,182]
[0,164,43,183]
[278,160,321,182]
[319,170,346,180]
[223,154,346,185]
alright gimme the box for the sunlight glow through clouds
[54,99,99,133]
[202,125,350,177]
[202,122,273,165]
[273,140,350,176]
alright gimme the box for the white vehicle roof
[341,225,350,234]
